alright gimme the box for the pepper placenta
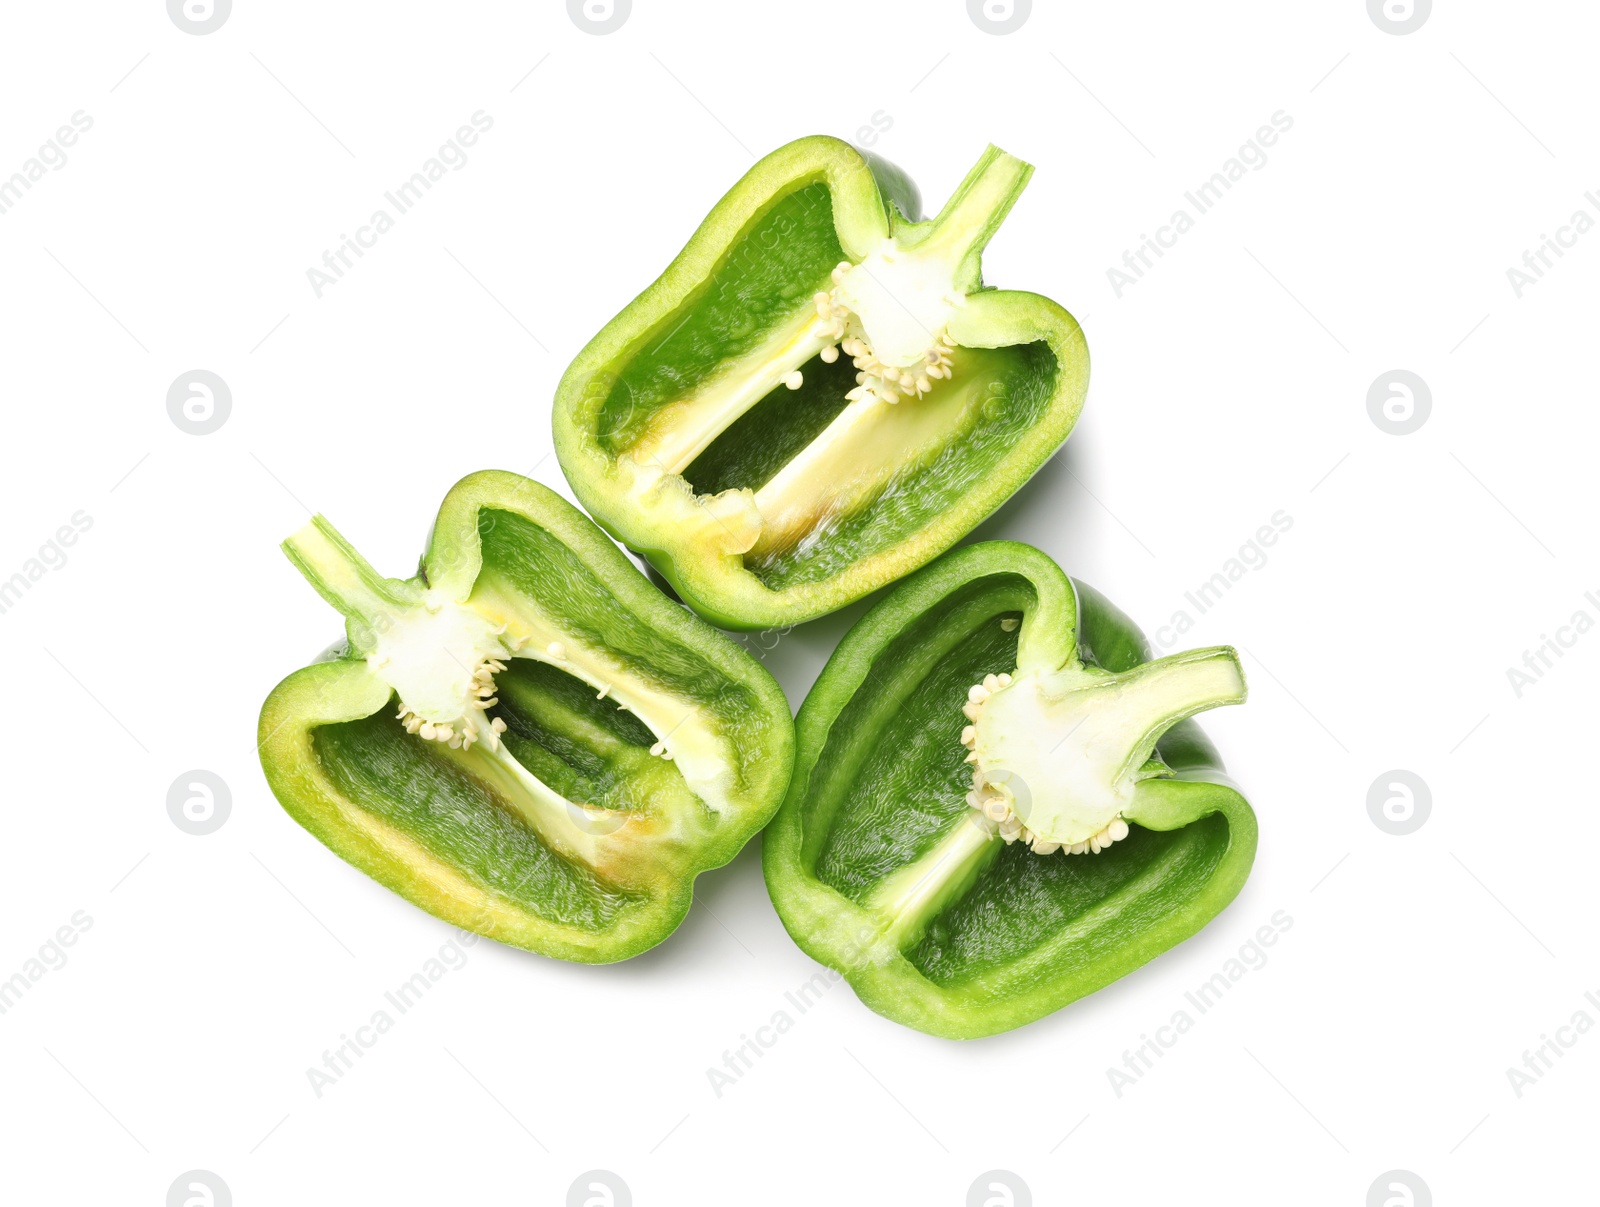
[258,470,794,963]
[553,135,1089,629]
[762,541,1254,1038]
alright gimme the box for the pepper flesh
[258,470,794,963]
[554,135,1089,629]
[761,541,1255,1038]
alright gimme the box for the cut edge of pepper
[276,494,760,886]
[554,137,1089,630]
[762,540,1258,1036]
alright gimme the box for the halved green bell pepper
[258,470,794,963]
[553,135,1089,629]
[762,541,1254,1038]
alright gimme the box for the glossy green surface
[476,507,774,780]
[908,817,1229,989]
[554,135,1089,629]
[814,605,1018,899]
[315,706,636,930]
[682,348,856,499]
[598,183,844,455]
[748,343,1057,591]
[259,471,795,964]
[763,542,1255,1038]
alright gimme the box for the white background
[0,1,1592,1203]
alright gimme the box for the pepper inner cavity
[625,147,1037,561]
[858,621,1247,955]
[658,209,994,487]
[638,214,976,477]
[354,576,662,824]
[282,516,684,858]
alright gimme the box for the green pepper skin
[762,542,1256,1038]
[553,135,1089,630]
[259,471,794,964]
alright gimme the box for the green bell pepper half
[553,134,1089,630]
[762,541,1255,1038]
[258,470,794,963]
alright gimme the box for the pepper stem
[1088,648,1249,785]
[282,516,418,653]
[861,814,1001,951]
[901,145,1033,290]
